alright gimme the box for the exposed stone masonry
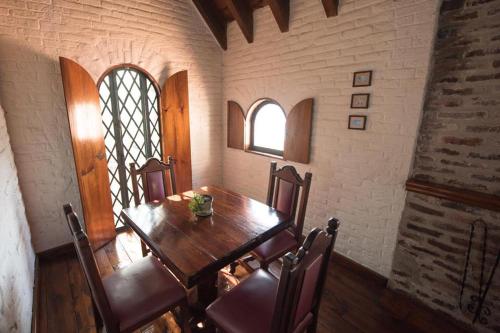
[390,1,500,332]
[411,0,500,196]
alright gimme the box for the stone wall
[222,0,440,276]
[389,0,500,332]
[0,0,223,251]
[0,104,35,333]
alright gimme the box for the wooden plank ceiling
[193,0,339,50]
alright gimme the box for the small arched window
[249,100,286,156]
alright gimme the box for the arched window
[98,65,161,228]
[249,100,286,156]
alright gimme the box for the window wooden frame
[248,99,287,157]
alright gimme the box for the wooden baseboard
[37,242,75,260]
[31,256,40,333]
[331,251,388,287]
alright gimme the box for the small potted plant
[188,193,214,217]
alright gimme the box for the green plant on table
[188,193,205,214]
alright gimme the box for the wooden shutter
[284,98,314,164]
[59,57,116,250]
[227,100,245,150]
[160,70,192,193]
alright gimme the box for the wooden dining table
[120,185,291,310]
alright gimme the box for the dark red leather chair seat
[102,256,185,332]
[206,269,278,333]
[252,229,297,264]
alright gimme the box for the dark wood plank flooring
[37,230,468,333]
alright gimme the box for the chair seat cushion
[102,256,185,332]
[206,269,278,333]
[252,229,298,264]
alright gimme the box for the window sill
[245,149,284,160]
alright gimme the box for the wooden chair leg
[260,261,269,271]
[141,240,149,257]
[92,299,103,330]
[229,262,238,275]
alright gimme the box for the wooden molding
[225,0,254,43]
[269,0,290,32]
[405,179,500,212]
[331,251,388,287]
[37,242,76,260]
[193,0,228,50]
[322,0,339,17]
[31,257,40,333]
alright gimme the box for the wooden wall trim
[31,257,40,333]
[405,178,500,212]
[37,242,76,260]
[331,251,388,287]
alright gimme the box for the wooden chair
[130,156,176,256]
[63,204,191,333]
[231,161,312,272]
[207,218,340,333]
[130,156,177,206]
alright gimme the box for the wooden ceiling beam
[193,0,228,50]
[322,0,339,17]
[225,0,254,43]
[268,0,290,32]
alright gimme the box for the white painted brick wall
[0,0,223,251]
[222,0,440,276]
[0,104,35,333]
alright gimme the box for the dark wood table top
[121,186,291,288]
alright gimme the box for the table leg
[190,273,218,333]
[197,273,218,306]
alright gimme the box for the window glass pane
[99,68,161,229]
[253,103,286,152]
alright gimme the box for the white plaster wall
[222,0,440,276]
[0,104,35,333]
[0,0,223,251]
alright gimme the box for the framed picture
[351,93,370,109]
[353,71,372,87]
[348,115,367,130]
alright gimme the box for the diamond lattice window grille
[99,68,161,228]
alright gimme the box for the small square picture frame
[348,115,367,130]
[353,70,372,87]
[351,93,370,109]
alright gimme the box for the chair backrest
[271,218,340,333]
[63,204,118,332]
[266,162,312,241]
[130,156,176,206]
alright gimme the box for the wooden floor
[37,230,469,333]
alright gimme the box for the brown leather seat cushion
[252,229,297,263]
[206,269,278,333]
[102,256,185,332]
